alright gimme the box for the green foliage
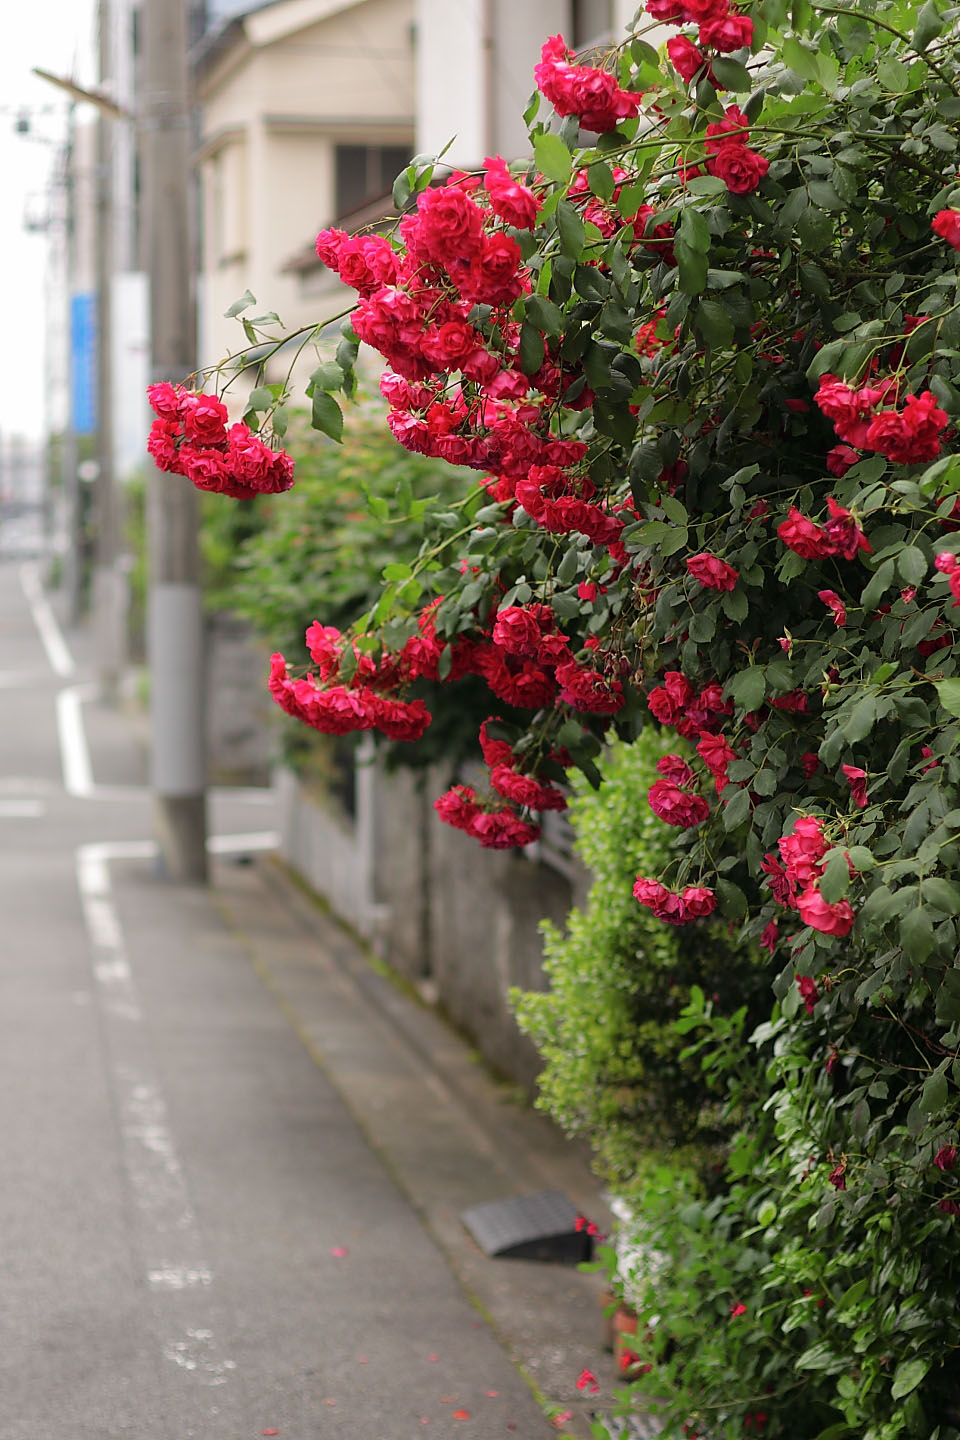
[611,987,960,1440]
[514,735,768,1187]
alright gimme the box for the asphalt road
[0,557,563,1440]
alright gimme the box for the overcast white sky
[0,2,94,442]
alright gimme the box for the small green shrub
[513,734,768,1189]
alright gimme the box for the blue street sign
[70,292,97,435]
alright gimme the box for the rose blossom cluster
[146,383,295,498]
[315,149,663,561]
[934,550,960,608]
[268,597,623,849]
[760,815,855,937]
[431,714,569,851]
[632,875,717,924]
[814,373,948,466]
[534,35,643,133]
[648,754,711,828]
[777,495,870,561]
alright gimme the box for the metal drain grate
[461,1190,593,1263]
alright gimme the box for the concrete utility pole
[93,0,123,698]
[141,0,208,882]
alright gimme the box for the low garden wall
[275,749,583,1090]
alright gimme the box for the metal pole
[93,0,122,698]
[141,0,208,882]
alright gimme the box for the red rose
[147,381,186,421]
[818,589,846,627]
[686,552,739,591]
[657,753,697,787]
[492,605,546,657]
[932,209,960,251]
[707,140,769,195]
[648,778,710,828]
[826,444,860,477]
[468,808,540,849]
[681,885,716,918]
[797,886,855,937]
[314,226,347,269]
[841,763,868,807]
[181,391,228,447]
[823,496,871,559]
[779,816,827,889]
[434,784,481,831]
[667,35,710,83]
[483,155,541,229]
[490,764,567,812]
[777,506,832,559]
[935,1145,957,1171]
[416,185,485,264]
[796,973,820,1014]
[147,418,181,472]
[699,13,754,51]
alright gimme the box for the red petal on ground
[427,1353,439,1361]
[486,1390,499,1398]
[357,1355,369,1363]
[329,1246,348,1257]
[323,1398,336,1406]
[453,1410,471,1420]
[262,1431,279,1436]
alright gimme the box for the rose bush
[155,0,960,1431]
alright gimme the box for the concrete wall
[277,751,578,1089]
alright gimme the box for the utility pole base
[153,793,208,883]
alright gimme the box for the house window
[572,0,614,46]
[334,144,411,219]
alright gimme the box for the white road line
[19,563,75,678]
[56,684,97,797]
[0,799,45,818]
[76,829,277,1388]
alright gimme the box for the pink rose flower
[686,552,739,591]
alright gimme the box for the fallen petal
[453,1410,471,1420]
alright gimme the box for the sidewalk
[1,558,617,1440]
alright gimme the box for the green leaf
[676,238,709,296]
[247,385,274,411]
[896,545,929,587]
[311,390,344,442]
[587,160,616,200]
[723,786,752,831]
[820,851,850,903]
[922,876,960,913]
[556,199,586,258]
[900,905,934,963]
[695,299,735,349]
[534,131,573,184]
[860,558,895,610]
[382,562,413,581]
[913,0,944,51]
[310,361,345,392]
[920,1063,949,1116]
[224,288,256,318]
[711,57,752,91]
[843,695,878,744]
[936,678,960,719]
[891,1357,930,1400]
[722,588,749,622]
[680,207,711,254]
[523,294,563,337]
[519,322,545,375]
[727,666,766,712]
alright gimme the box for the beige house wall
[196,0,415,378]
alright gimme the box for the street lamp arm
[31,68,133,123]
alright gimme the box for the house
[193,0,417,370]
